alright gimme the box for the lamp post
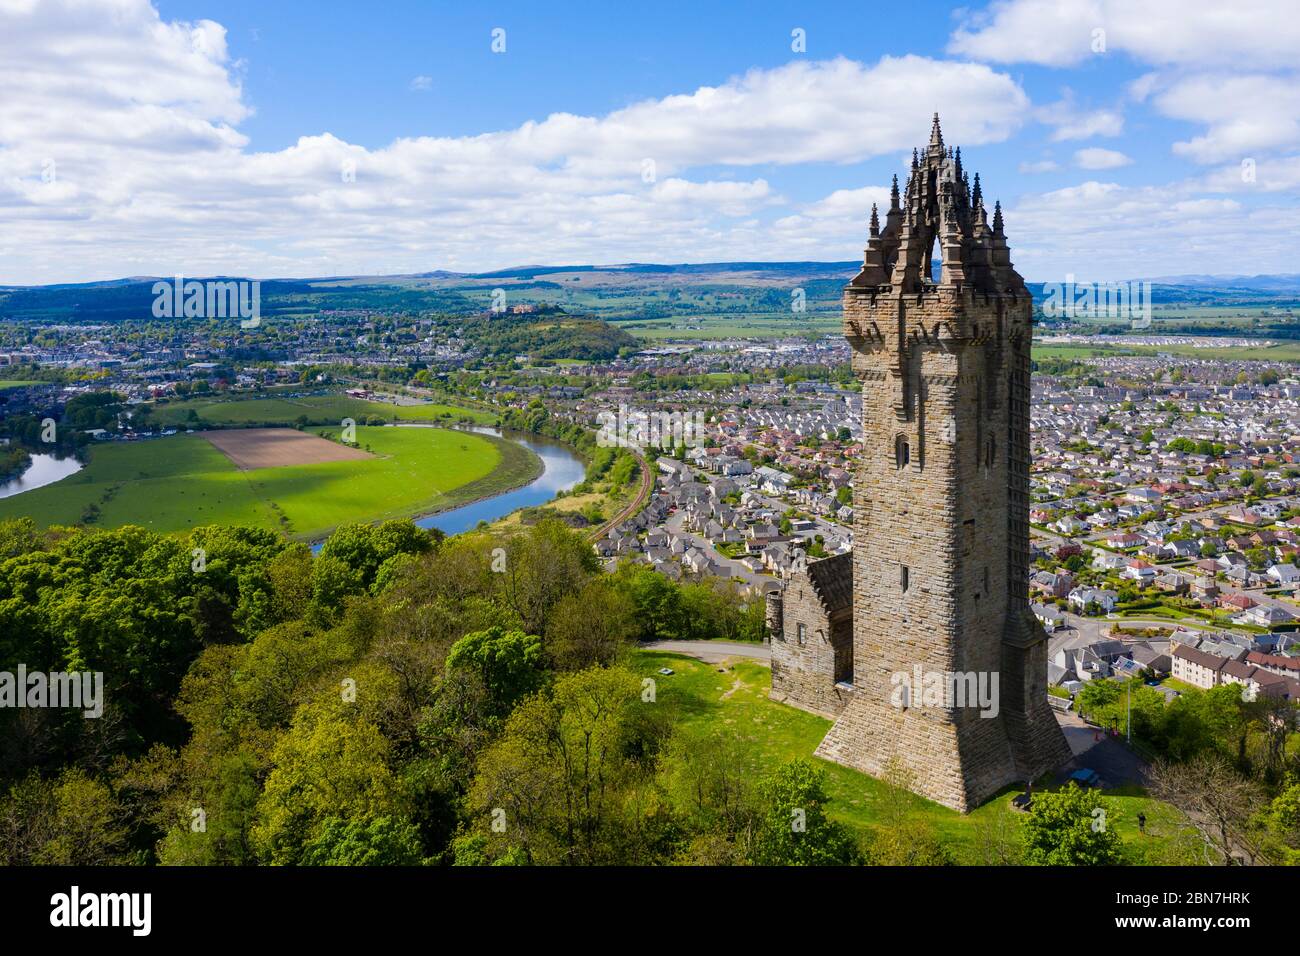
[1126,677,1132,745]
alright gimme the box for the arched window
[984,436,996,470]
[895,434,910,469]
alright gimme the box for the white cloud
[1018,160,1060,174]
[1074,147,1132,169]
[1155,74,1300,164]
[409,75,432,92]
[1035,97,1123,141]
[1008,179,1291,280]
[0,1,1033,282]
[949,0,1300,69]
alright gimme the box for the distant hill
[2,264,1297,329]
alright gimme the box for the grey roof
[806,552,853,616]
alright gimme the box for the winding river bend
[305,425,585,553]
[0,453,84,499]
[0,428,583,542]
[412,426,585,536]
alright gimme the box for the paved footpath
[1055,711,1150,788]
[640,640,771,664]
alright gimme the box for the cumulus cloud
[1074,147,1132,169]
[1035,96,1123,141]
[1005,178,1292,280]
[0,1,1032,283]
[949,0,1300,69]
[1154,75,1300,164]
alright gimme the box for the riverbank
[0,425,538,538]
[304,428,544,546]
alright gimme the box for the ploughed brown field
[202,428,373,470]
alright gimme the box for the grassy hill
[631,649,1197,865]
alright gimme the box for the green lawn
[0,380,35,390]
[149,393,496,429]
[630,649,1198,864]
[0,425,540,541]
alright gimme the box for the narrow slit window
[895,435,910,469]
[901,564,910,593]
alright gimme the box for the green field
[631,650,1196,864]
[0,425,541,540]
[0,380,34,390]
[1033,340,1300,363]
[622,312,840,340]
[149,393,496,429]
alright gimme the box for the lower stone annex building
[766,115,1071,812]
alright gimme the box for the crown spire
[930,112,943,149]
[869,203,880,237]
[992,200,1004,236]
[971,172,983,209]
[890,174,900,209]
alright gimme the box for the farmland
[0,425,540,540]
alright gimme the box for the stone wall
[770,557,854,717]
[812,284,1070,811]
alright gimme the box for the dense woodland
[0,516,881,866]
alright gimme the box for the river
[0,452,84,499]
[307,426,585,551]
[412,426,585,535]
[1,429,584,541]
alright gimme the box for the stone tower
[812,114,1071,811]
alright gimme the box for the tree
[446,626,545,717]
[866,757,954,865]
[251,702,410,865]
[749,759,860,866]
[299,815,424,865]
[1021,783,1122,865]
[494,519,598,637]
[465,666,662,865]
[545,577,636,670]
[1148,754,1266,865]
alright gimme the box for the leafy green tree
[546,577,636,670]
[466,666,664,865]
[749,759,860,866]
[251,702,410,865]
[1022,783,1122,865]
[299,815,424,865]
[446,626,545,716]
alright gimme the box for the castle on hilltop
[767,114,1071,812]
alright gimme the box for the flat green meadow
[0,425,539,540]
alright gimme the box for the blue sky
[1,0,1297,283]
